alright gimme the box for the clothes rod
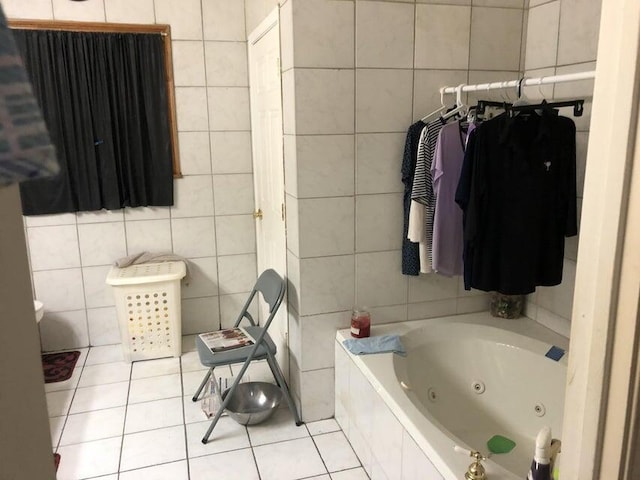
[441,70,596,95]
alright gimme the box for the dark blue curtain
[13,29,174,215]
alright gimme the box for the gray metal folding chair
[192,269,302,443]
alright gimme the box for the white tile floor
[45,338,368,480]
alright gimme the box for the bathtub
[334,312,569,480]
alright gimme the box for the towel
[342,335,407,357]
[115,251,191,285]
[0,5,59,186]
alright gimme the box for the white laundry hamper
[106,261,186,363]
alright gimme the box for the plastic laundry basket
[106,261,187,363]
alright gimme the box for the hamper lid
[106,261,186,285]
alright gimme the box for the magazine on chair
[198,327,256,353]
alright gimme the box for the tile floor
[45,336,369,480]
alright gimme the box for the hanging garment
[0,6,58,186]
[462,112,577,295]
[407,125,431,273]
[431,121,475,276]
[455,127,479,290]
[401,120,426,276]
[410,118,446,272]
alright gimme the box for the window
[10,20,181,215]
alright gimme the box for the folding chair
[192,269,303,443]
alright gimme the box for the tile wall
[2,0,263,351]
[281,0,527,422]
[522,0,601,337]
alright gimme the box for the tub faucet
[454,446,487,480]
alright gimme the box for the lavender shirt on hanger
[431,121,475,276]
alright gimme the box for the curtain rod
[441,70,596,95]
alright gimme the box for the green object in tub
[487,434,516,454]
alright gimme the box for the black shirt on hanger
[401,120,427,276]
[462,111,577,295]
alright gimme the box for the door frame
[562,0,640,477]
[246,7,289,369]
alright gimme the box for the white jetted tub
[335,312,569,480]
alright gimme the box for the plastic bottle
[527,426,552,480]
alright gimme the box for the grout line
[116,350,132,475]
[308,433,331,477]
[178,352,191,479]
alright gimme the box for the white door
[248,10,288,376]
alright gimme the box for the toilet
[34,300,44,323]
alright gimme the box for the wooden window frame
[8,19,182,178]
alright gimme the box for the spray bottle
[527,426,552,480]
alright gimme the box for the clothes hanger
[421,87,449,122]
[507,77,584,118]
[511,77,530,107]
[440,84,467,121]
[508,99,584,117]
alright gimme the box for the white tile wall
[34,268,85,313]
[27,225,81,271]
[205,42,249,87]
[215,215,256,256]
[557,0,601,66]
[291,0,354,69]
[355,194,403,252]
[293,135,355,199]
[469,7,523,71]
[181,257,219,299]
[207,87,251,131]
[355,252,408,308]
[39,310,90,351]
[292,69,355,135]
[154,0,203,40]
[179,132,212,175]
[245,0,280,37]
[210,132,253,174]
[217,254,257,295]
[356,134,405,195]
[299,368,335,421]
[86,307,120,346]
[171,175,215,218]
[356,1,414,69]
[182,296,220,334]
[172,42,206,87]
[83,265,115,309]
[52,0,105,22]
[125,220,173,254]
[175,87,209,131]
[171,217,216,258]
[415,5,471,70]
[1,0,53,19]
[202,0,246,41]
[522,0,600,332]
[284,0,527,421]
[78,222,127,267]
[13,0,257,350]
[356,69,413,133]
[298,255,355,316]
[298,197,355,258]
[298,311,350,371]
[213,174,255,215]
[104,0,155,24]
[524,1,561,70]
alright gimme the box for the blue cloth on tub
[342,335,407,357]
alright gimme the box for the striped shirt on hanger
[409,118,446,271]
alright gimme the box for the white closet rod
[440,70,596,95]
